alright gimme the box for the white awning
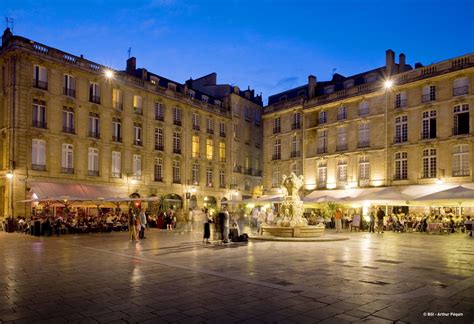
[29,181,126,200]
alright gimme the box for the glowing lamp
[384,79,393,89]
[6,171,13,179]
[104,69,114,79]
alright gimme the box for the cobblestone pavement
[0,228,473,323]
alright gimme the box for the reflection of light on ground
[32,242,44,254]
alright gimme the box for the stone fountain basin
[262,225,325,238]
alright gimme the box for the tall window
[219,121,226,137]
[452,144,470,176]
[219,142,226,162]
[421,110,437,139]
[61,144,74,173]
[112,118,122,142]
[273,117,281,133]
[233,123,239,139]
[206,168,213,187]
[317,130,327,154]
[319,111,327,124]
[337,159,347,184]
[422,85,436,103]
[273,139,281,160]
[173,131,181,154]
[272,165,280,188]
[206,139,214,160]
[453,77,469,96]
[244,107,252,122]
[395,115,408,143]
[154,158,163,182]
[133,154,142,179]
[192,163,200,185]
[113,88,123,110]
[422,148,437,178]
[173,107,182,126]
[88,148,99,176]
[219,170,225,188]
[358,101,369,116]
[63,74,76,97]
[89,82,101,104]
[88,113,100,138]
[317,161,327,188]
[32,99,47,128]
[292,112,301,129]
[31,139,46,170]
[453,104,470,135]
[394,152,408,180]
[358,156,370,183]
[134,123,142,146]
[62,108,75,134]
[192,113,200,131]
[155,102,164,121]
[33,65,48,90]
[337,106,347,120]
[172,160,181,183]
[395,91,407,109]
[336,126,348,151]
[133,95,143,115]
[291,161,300,176]
[111,151,121,178]
[192,135,200,158]
[207,117,214,134]
[291,135,300,158]
[358,123,370,148]
[155,128,164,151]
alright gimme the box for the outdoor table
[427,222,443,233]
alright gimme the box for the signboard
[352,214,361,227]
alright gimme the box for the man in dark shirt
[376,207,385,233]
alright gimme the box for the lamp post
[384,80,393,187]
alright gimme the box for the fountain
[261,173,326,238]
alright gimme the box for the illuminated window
[206,139,214,160]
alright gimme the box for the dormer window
[215,100,222,108]
[279,95,287,102]
[365,74,377,83]
[150,76,159,85]
[202,95,209,103]
[344,79,354,89]
[188,90,195,99]
[325,85,334,94]
[168,83,177,91]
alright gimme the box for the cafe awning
[29,181,126,200]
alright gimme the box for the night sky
[2,0,474,103]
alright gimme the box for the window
[394,152,408,180]
[207,117,214,134]
[172,160,181,183]
[317,130,327,154]
[273,139,281,160]
[155,102,165,121]
[62,108,75,134]
[89,82,101,104]
[317,161,327,188]
[215,100,222,108]
[202,95,209,103]
[219,142,226,162]
[133,95,143,115]
[254,111,262,126]
[453,77,469,96]
[358,123,370,148]
[32,139,46,170]
[422,148,437,178]
[319,111,327,124]
[206,139,214,160]
[88,113,100,138]
[113,88,123,110]
[358,101,369,116]
[33,65,48,90]
[88,148,99,176]
[191,163,200,185]
[219,170,225,188]
[292,112,301,129]
[61,144,74,173]
[155,128,164,151]
[291,161,300,176]
[112,118,122,142]
[173,107,182,126]
[344,80,354,89]
[192,135,200,158]
[365,74,377,83]
[32,99,47,128]
[154,158,163,182]
[336,126,348,151]
[233,123,239,139]
[273,117,281,133]
[291,135,300,158]
[206,168,213,187]
[337,106,347,120]
[133,154,142,179]
[453,145,470,176]
[337,159,347,183]
[395,115,408,143]
[453,104,470,135]
[63,74,75,97]
[244,107,252,122]
[134,123,142,146]
[395,91,407,109]
[272,165,280,188]
[422,85,436,103]
[173,131,181,154]
[188,89,195,99]
[359,156,370,183]
[192,113,200,131]
[111,151,121,178]
[219,122,226,137]
[421,110,437,139]
[325,85,334,94]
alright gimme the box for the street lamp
[6,171,13,179]
[104,69,114,79]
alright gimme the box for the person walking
[203,208,212,243]
[128,212,138,242]
[369,211,375,233]
[139,208,147,239]
[223,207,230,243]
[335,208,343,233]
[376,207,385,233]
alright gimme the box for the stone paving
[0,228,473,323]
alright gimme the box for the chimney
[126,57,136,74]
[385,49,395,76]
[399,53,406,73]
[308,75,316,99]
[414,62,423,69]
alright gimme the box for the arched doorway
[163,193,182,210]
[203,196,217,210]
[190,195,197,209]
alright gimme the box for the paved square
[0,229,473,323]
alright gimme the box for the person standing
[335,208,343,233]
[223,207,230,243]
[376,207,385,233]
[203,208,212,243]
[139,208,147,239]
[369,211,375,233]
[128,212,138,242]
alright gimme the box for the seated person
[464,216,473,237]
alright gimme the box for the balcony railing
[452,127,470,136]
[111,172,121,178]
[32,164,46,171]
[290,151,301,158]
[63,87,75,97]
[62,126,75,134]
[155,114,164,121]
[192,125,200,131]
[395,99,407,109]
[421,132,436,140]
[394,135,408,143]
[233,165,242,173]
[393,174,408,181]
[33,79,48,90]
[336,143,348,151]
[422,94,436,103]
[452,170,470,177]
[317,147,327,154]
[134,140,142,146]
[154,176,163,182]
[358,140,370,148]
[90,95,101,104]
[173,148,181,154]
[88,170,99,177]
[134,107,143,115]
[273,127,280,134]
[112,135,122,142]
[207,129,214,134]
[174,120,182,126]
[113,101,123,110]
[172,179,181,184]
[420,173,437,179]
[32,121,47,129]
[453,86,469,96]
[61,167,74,174]
[88,131,100,139]
[155,144,164,151]
[272,154,281,160]
[219,132,226,138]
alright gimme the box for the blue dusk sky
[2,0,474,103]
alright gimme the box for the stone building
[0,28,263,218]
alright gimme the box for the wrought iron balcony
[134,107,143,115]
[88,170,99,177]
[192,125,200,131]
[32,121,47,129]
[32,164,46,171]
[155,144,164,151]
[113,101,123,110]
[233,165,242,173]
[173,148,181,154]
[155,114,164,121]
[63,87,76,97]
[61,167,74,174]
[174,120,182,126]
[33,79,48,90]
[90,95,101,104]
[219,132,226,138]
[134,139,142,146]
[172,179,181,184]
[62,126,75,134]
[452,170,470,177]
[88,131,100,139]
[207,128,214,134]
[112,135,122,142]
[393,174,408,181]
